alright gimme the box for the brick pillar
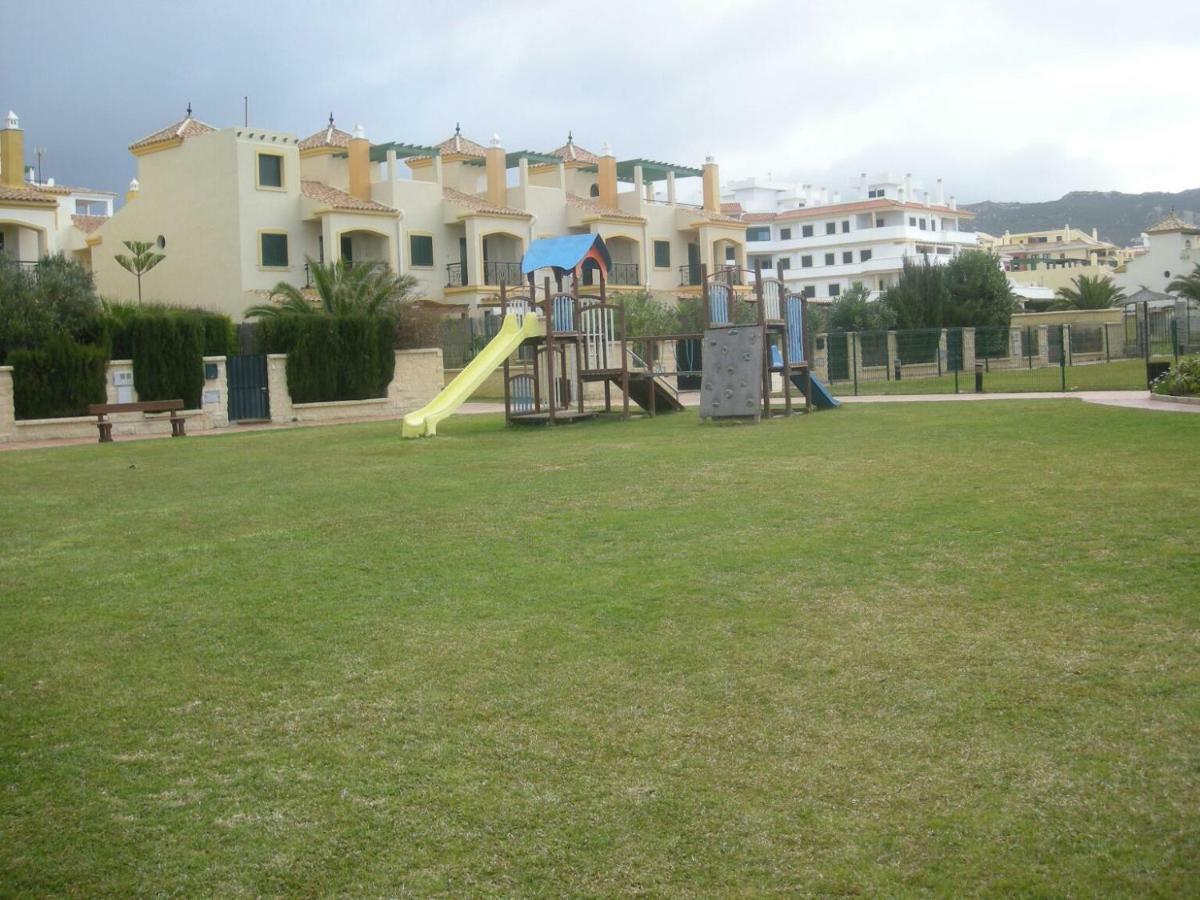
[962,328,976,373]
[1037,325,1051,367]
[886,331,898,378]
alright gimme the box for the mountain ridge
[963,188,1200,247]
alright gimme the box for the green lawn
[2,404,1198,896]
[827,357,1149,395]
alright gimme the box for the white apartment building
[0,110,116,268]
[1113,212,1199,295]
[723,173,977,300]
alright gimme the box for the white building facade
[1113,212,1199,295]
[724,173,978,300]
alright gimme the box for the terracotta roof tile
[435,129,489,158]
[1145,211,1200,234]
[300,180,395,213]
[70,214,108,234]
[550,139,600,165]
[299,123,355,151]
[721,202,744,215]
[441,186,529,217]
[129,116,216,151]
[0,183,57,205]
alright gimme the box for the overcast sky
[3,0,1197,204]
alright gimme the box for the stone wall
[0,349,444,444]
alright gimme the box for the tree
[1166,264,1200,302]
[0,254,102,362]
[244,257,419,319]
[880,250,1014,329]
[1053,274,1126,310]
[114,240,166,303]
[827,283,895,331]
[617,290,676,337]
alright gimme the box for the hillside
[963,188,1200,247]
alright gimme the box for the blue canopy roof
[521,234,611,276]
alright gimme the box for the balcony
[446,260,524,288]
[679,263,702,286]
[609,262,640,286]
[304,260,389,288]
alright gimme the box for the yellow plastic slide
[402,312,543,438]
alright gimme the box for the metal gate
[227,354,270,421]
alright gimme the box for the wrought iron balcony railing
[446,260,524,288]
[608,262,640,286]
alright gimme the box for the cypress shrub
[9,335,107,419]
[258,315,394,403]
[129,314,205,408]
[106,307,235,361]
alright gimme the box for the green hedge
[128,314,205,408]
[108,307,236,360]
[9,336,108,420]
[258,315,395,403]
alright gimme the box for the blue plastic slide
[789,372,841,409]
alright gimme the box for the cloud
[1,0,1196,203]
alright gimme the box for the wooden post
[545,276,556,423]
[800,294,813,413]
[779,263,793,416]
[501,282,511,424]
[620,298,630,420]
[755,260,770,418]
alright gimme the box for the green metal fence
[816,304,1197,396]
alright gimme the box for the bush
[1151,355,1200,397]
[105,302,236,360]
[258,315,394,403]
[9,335,107,419]
[0,255,103,363]
[394,303,443,350]
[128,314,205,408]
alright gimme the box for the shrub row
[9,336,108,419]
[258,315,395,404]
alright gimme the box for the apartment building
[724,173,977,300]
[0,110,115,268]
[91,111,747,318]
[974,225,1126,299]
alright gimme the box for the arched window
[589,183,600,198]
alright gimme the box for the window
[725,245,735,262]
[867,188,883,198]
[589,183,600,197]
[778,258,791,270]
[1055,235,1063,242]
[802,224,813,238]
[825,222,836,235]
[801,255,812,268]
[841,220,850,233]
[654,240,671,268]
[751,257,773,272]
[876,217,885,227]
[259,232,289,268]
[780,227,791,240]
[919,219,927,231]
[909,216,917,227]
[824,253,835,266]
[75,198,108,216]
[860,249,872,262]
[828,283,841,297]
[409,233,434,267]
[747,226,771,242]
[842,251,852,264]
[802,285,816,297]
[257,152,284,189]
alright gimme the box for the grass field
[2,402,1198,896]
[827,357,1149,396]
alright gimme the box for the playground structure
[401,235,837,437]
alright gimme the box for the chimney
[935,178,944,205]
[599,142,618,209]
[904,173,913,204]
[1092,227,1098,241]
[702,155,719,213]
[859,172,868,198]
[485,133,507,208]
[1,110,24,188]
[348,124,370,201]
[949,195,957,211]
[125,178,139,204]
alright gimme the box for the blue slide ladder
[784,294,840,408]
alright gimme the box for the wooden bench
[87,400,186,443]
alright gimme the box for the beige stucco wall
[1012,308,1122,328]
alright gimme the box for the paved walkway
[3,391,1194,453]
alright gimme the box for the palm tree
[114,240,166,303]
[1052,274,1126,310]
[1166,264,1200,302]
[244,257,420,318]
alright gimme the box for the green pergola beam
[615,158,703,182]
